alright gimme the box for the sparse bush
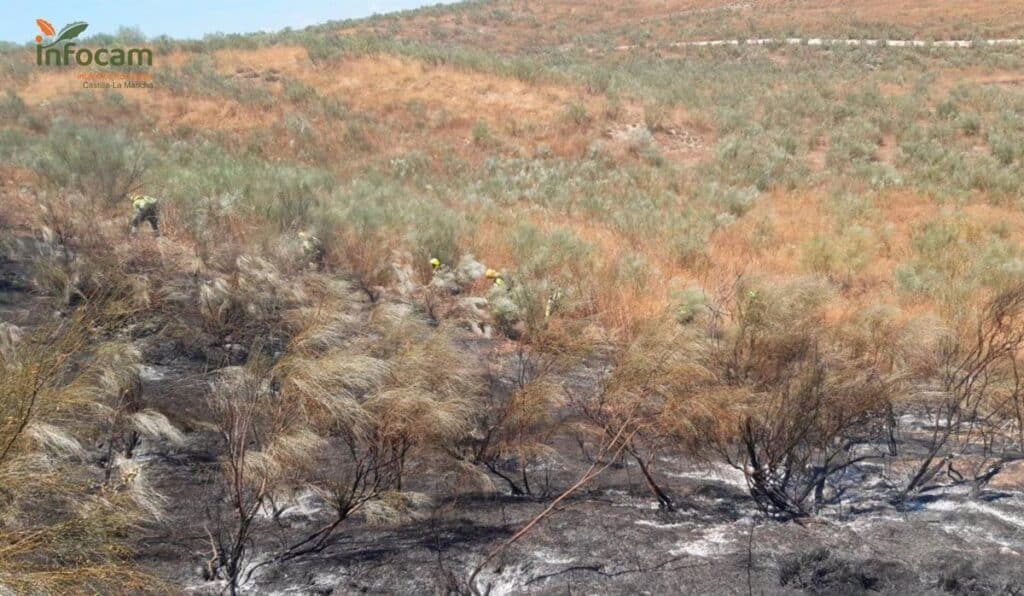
[577,321,712,510]
[691,278,901,517]
[712,128,807,191]
[450,342,574,496]
[194,277,482,588]
[564,101,591,128]
[79,343,184,480]
[899,283,1024,498]
[205,362,315,594]
[34,121,151,205]
[801,225,876,283]
[472,119,494,146]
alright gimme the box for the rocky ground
[4,244,1024,595]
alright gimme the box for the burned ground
[4,245,1021,594]
[5,1,1024,594]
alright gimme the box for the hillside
[3,1,1024,593]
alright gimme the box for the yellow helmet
[430,258,441,269]
[132,195,155,209]
[485,268,499,279]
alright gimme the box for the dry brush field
[4,1,1024,593]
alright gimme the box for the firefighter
[298,231,325,268]
[129,194,160,236]
[429,257,459,294]
[485,268,506,288]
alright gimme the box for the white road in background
[614,38,1024,51]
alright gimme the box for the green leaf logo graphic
[42,21,87,48]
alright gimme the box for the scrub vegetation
[3,0,1024,593]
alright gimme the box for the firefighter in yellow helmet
[485,268,506,288]
[129,194,160,236]
[298,231,325,268]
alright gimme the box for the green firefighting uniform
[130,195,159,235]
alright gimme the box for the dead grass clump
[0,309,162,594]
[204,300,480,584]
[198,255,308,345]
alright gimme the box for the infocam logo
[34,19,152,67]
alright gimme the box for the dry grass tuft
[0,308,163,594]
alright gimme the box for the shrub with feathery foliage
[0,306,164,594]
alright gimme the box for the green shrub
[712,128,807,191]
[33,121,152,205]
[344,121,374,152]
[284,79,318,105]
[801,226,875,281]
[610,251,651,292]
[668,216,713,270]
[564,102,590,128]
[643,101,671,132]
[0,90,26,123]
[0,129,28,163]
[159,140,334,235]
[987,114,1024,166]
[409,204,464,275]
[508,223,594,282]
[700,182,760,218]
[893,218,1023,303]
[827,119,882,172]
[936,99,959,121]
[472,120,494,146]
[957,112,981,136]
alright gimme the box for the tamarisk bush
[204,289,480,589]
[691,278,913,517]
[576,321,712,510]
[899,283,1024,498]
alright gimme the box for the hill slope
[3,1,1024,593]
